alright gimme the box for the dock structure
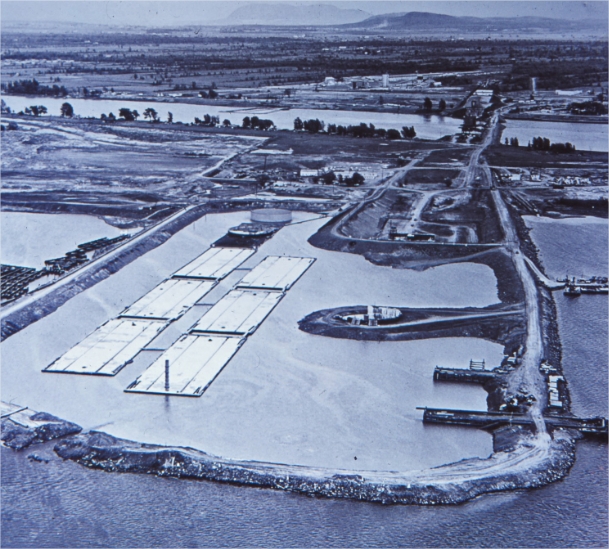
[173,247,255,281]
[190,289,283,336]
[433,366,497,384]
[420,407,608,437]
[125,334,244,397]
[237,256,315,291]
[44,318,167,376]
[43,246,264,378]
[119,279,216,321]
[126,255,316,397]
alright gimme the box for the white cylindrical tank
[251,208,292,224]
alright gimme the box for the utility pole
[165,359,170,392]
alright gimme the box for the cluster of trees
[242,116,274,130]
[294,118,416,140]
[529,136,576,153]
[3,79,68,97]
[118,108,139,121]
[99,107,160,123]
[198,88,218,99]
[504,137,519,146]
[568,100,608,115]
[313,171,365,187]
[294,117,324,133]
[423,97,446,112]
[22,105,47,116]
[60,102,74,117]
[194,114,222,126]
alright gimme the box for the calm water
[1,217,607,547]
[1,211,499,472]
[1,212,132,269]
[2,96,462,139]
[502,119,608,152]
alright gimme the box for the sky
[1,0,607,26]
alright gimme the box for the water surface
[502,119,608,152]
[1,212,131,269]
[2,96,463,139]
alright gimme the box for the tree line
[294,118,416,140]
[529,136,576,153]
[3,79,68,97]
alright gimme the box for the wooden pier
[419,407,608,437]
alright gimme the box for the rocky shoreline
[52,428,577,505]
[1,408,81,450]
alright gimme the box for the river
[1,215,607,547]
[1,96,463,140]
[502,119,608,152]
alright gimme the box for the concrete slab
[190,289,283,335]
[44,318,167,376]
[236,256,315,291]
[125,334,244,397]
[173,247,255,280]
[120,279,216,320]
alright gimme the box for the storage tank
[251,208,292,224]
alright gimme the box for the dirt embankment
[299,303,525,348]
[309,213,500,264]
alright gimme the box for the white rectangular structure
[236,256,315,291]
[173,247,255,280]
[120,279,216,320]
[44,318,167,376]
[125,334,243,396]
[190,289,283,335]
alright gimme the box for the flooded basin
[1,211,502,472]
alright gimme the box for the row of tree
[194,114,231,127]
[3,79,68,97]
[294,118,417,140]
[529,136,576,153]
[504,137,519,147]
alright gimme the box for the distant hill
[341,11,607,35]
[216,3,371,26]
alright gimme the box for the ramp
[120,279,216,320]
[44,318,167,376]
[190,289,283,335]
[125,334,243,396]
[236,256,315,291]
[173,247,255,280]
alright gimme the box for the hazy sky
[2,1,607,26]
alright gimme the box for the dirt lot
[483,145,608,169]
[400,168,461,188]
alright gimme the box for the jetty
[418,407,608,437]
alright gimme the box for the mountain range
[215,5,606,36]
[215,3,371,26]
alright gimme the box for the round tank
[251,208,292,224]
